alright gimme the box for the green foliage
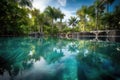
[76,0,117,32]
[77,6,88,31]
[0,0,32,35]
[68,16,78,27]
[0,0,119,36]
[18,0,33,8]
[43,25,51,35]
[44,6,65,34]
[101,4,120,30]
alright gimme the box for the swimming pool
[0,37,120,80]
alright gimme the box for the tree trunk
[40,25,43,33]
[51,19,53,35]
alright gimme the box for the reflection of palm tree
[44,50,63,63]
[68,42,79,53]
[0,37,34,78]
[0,56,12,75]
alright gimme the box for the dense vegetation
[0,0,120,36]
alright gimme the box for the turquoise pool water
[0,37,120,80]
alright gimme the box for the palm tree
[93,0,106,30]
[44,6,64,34]
[38,13,45,34]
[85,5,97,31]
[59,13,65,22]
[77,6,88,31]
[97,0,115,30]
[17,0,33,8]
[44,6,55,34]
[55,8,65,23]
[31,9,46,34]
[56,8,65,32]
[31,9,40,32]
[101,4,120,30]
[68,16,78,27]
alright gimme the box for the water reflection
[0,37,120,80]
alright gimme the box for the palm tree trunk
[52,19,53,35]
[84,19,86,31]
[60,18,62,23]
[40,25,43,33]
[60,18,62,31]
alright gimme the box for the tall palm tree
[83,5,97,31]
[97,0,115,30]
[77,6,88,31]
[59,13,65,23]
[44,6,64,34]
[31,9,40,32]
[44,6,55,34]
[93,0,106,30]
[55,8,65,23]
[55,8,65,32]
[38,13,45,33]
[31,9,46,33]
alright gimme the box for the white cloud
[32,0,76,22]
[58,0,67,6]
[33,0,51,12]
[61,9,76,21]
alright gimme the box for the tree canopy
[0,0,119,36]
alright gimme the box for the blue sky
[33,0,119,21]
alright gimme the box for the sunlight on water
[0,37,120,80]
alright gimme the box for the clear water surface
[0,37,120,80]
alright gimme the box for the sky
[32,0,120,21]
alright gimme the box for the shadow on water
[0,36,120,80]
[98,36,120,42]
